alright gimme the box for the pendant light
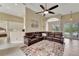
[22,3,26,32]
[70,11,73,21]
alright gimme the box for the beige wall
[0,12,23,23]
[0,10,79,32]
[46,12,79,32]
[47,12,79,23]
[0,8,46,32]
[25,7,46,32]
[62,12,79,23]
[0,12,24,31]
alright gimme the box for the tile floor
[63,38,79,56]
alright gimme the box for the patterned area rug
[21,40,64,56]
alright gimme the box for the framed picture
[31,19,39,28]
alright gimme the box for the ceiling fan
[35,4,59,16]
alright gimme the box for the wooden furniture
[24,32,64,46]
[0,31,7,37]
[0,34,7,37]
[0,27,6,37]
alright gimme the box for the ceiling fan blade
[35,12,42,14]
[40,5,45,10]
[49,11,55,14]
[48,5,58,10]
[35,11,44,14]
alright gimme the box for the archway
[46,18,61,32]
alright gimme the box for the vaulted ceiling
[0,3,79,17]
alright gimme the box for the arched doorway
[46,18,61,32]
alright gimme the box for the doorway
[46,18,61,32]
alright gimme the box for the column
[22,6,26,32]
[6,20,10,43]
[60,16,64,33]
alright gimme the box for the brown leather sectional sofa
[24,32,64,46]
[0,33,7,37]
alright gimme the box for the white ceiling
[0,3,79,17]
[0,3,24,17]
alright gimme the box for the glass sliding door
[64,22,79,39]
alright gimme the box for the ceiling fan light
[44,11,48,14]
